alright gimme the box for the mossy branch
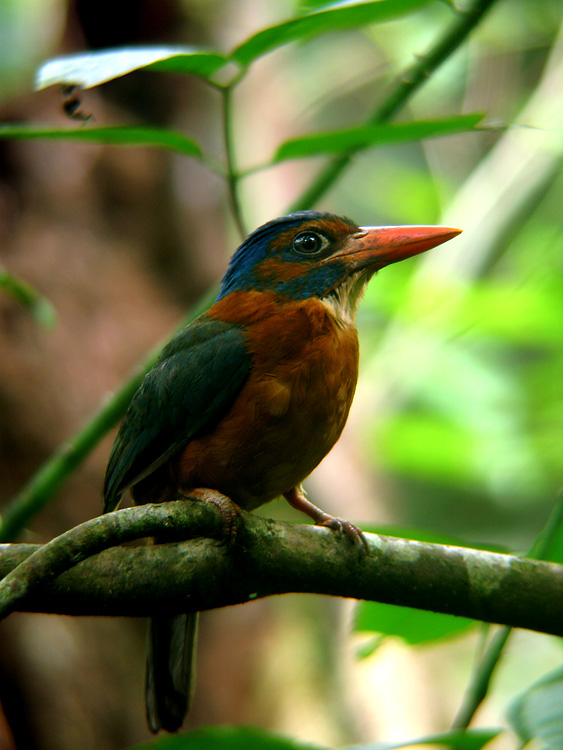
[0,503,562,639]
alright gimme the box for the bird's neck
[320,270,372,329]
[208,289,359,342]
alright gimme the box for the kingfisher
[103,210,460,732]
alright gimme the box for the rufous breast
[176,291,359,509]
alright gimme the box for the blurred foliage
[130,724,500,750]
[0,266,56,327]
[0,0,65,102]
[0,0,562,748]
[508,666,563,750]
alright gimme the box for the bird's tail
[145,611,199,733]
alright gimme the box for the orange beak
[335,225,462,270]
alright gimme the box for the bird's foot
[316,514,366,548]
[179,488,244,547]
[283,487,367,551]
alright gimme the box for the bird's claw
[216,501,245,549]
[283,487,367,554]
[317,515,368,552]
[180,488,244,548]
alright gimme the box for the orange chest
[245,304,359,430]
[215,292,359,431]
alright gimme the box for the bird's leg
[178,488,244,547]
[284,486,366,549]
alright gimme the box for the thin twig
[451,494,563,729]
[287,0,499,212]
[221,82,247,238]
[452,625,512,730]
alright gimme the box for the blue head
[217,211,461,314]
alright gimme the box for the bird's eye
[292,231,327,256]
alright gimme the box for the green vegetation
[0,0,562,747]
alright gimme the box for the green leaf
[35,46,228,90]
[0,124,203,159]
[508,666,563,749]
[0,268,56,328]
[130,725,327,750]
[345,727,501,749]
[273,115,484,162]
[355,600,475,645]
[542,519,563,563]
[296,0,338,11]
[231,0,433,66]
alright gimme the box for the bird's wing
[103,316,250,512]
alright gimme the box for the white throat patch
[320,269,374,328]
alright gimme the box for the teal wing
[103,315,250,512]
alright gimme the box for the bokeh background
[0,0,562,748]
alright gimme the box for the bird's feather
[103,315,251,511]
[146,612,199,733]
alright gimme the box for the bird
[103,210,460,732]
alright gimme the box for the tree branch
[0,503,562,638]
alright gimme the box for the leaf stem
[452,625,512,730]
[221,83,247,238]
[451,494,563,729]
